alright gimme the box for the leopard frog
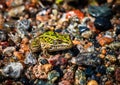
[30,31,73,54]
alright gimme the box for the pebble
[87,80,98,85]
[116,25,120,35]
[88,5,112,18]
[94,17,112,31]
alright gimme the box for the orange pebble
[31,0,38,4]
[72,40,81,45]
[6,0,13,7]
[99,54,105,59]
[96,73,101,77]
[20,44,30,52]
[101,49,107,55]
[84,42,93,49]
[66,9,84,20]
[21,37,29,44]
[36,15,49,22]
[13,51,24,60]
[43,64,53,73]
[97,37,114,46]
[87,80,98,85]
[105,80,113,85]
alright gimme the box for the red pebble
[66,9,84,20]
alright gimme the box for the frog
[29,31,73,55]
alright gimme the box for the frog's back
[40,31,73,52]
[30,31,73,52]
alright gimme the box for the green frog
[29,31,73,54]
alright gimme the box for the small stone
[59,80,72,85]
[16,19,31,30]
[96,0,107,5]
[97,36,114,46]
[95,65,106,74]
[85,67,94,76]
[2,62,23,78]
[66,9,84,20]
[87,80,98,85]
[20,76,30,85]
[94,17,112,31]
[105,80,113,85]
[115,67,120,82]
[8,5,25,17]
[13,51,24,60]
[116,25,120,35]
[0,30,7,42]
[0,14,4,29]
[88,5,112,18]
[6,0,23,7]
[78,26,89,34]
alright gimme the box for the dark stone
[88,5,113,18]
[94,17,112,31]
[91,74,100,83]
[20,77,30,85]
[78,26,89,34]
[96,0,107,5]
[55,29,62,33]
[0,54,5,60]
[85,67,94,76]
[95,65,106,74]
[116,25,120,35]
[40,58,49,65]
[69,46,79,56]
[53,65,63,77]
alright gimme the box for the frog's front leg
[42,49,49,57]
[42,44,51,57]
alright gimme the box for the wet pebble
[95,65,106,74]
[116,25,120,35]
[115,67,120,82]
[88,5,112,18]
[78,26,89,34]
[94,17,112,31]
[20,76,30,85]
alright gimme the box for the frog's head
[29,37,41,52]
